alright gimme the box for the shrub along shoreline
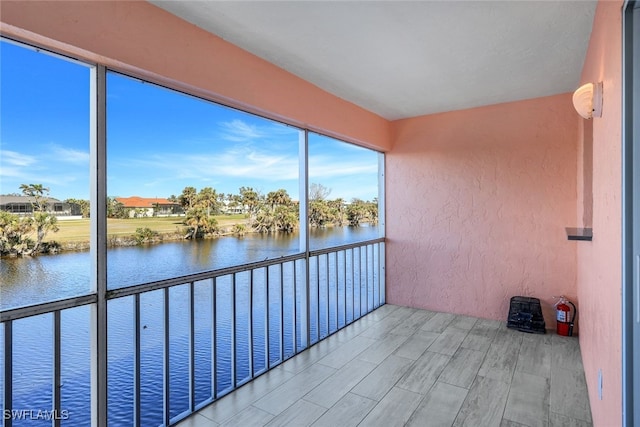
[1,215,250,257]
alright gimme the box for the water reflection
[0,226,378,311]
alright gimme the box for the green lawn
[48,215,248,243]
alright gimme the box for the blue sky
[1,40,378,202]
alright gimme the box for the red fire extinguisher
[554,296,577,336]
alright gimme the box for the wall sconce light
[572,82,603,119]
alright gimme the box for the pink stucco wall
[575,1,623,425]
[0,0,390,152]
[386,93,578,326]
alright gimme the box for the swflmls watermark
[4,409,70,420]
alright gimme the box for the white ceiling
[150,1,597,121]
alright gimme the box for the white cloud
[309,154,378,179]
[113,145,299,183]
[218,119,298,143]
[1,149,36,167]
[48,144,90,164]
[0,146,90,198]
[219,119,265,142]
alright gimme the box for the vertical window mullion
[378,152,386,305]
[134,295,141,427]
[4,322,13,427]
[92,63,108,427]
[299,130,310,351]
[53,311,62,427]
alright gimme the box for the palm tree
[65,198,90,218]
[201,216,220,236]
[29,211,59,254]
[309,200,332,227]
[18,184,59,253]
[274,205,298,232]
[328,198,346,226]
[198,187,219,216]
[239,187,261,219]
[0,211,34,256]
[266,189,292,209]
[179,186,198,211]
[184,207,207,239]
[347,199,368,226]
[20,183,50,211]
[253,210,275,233]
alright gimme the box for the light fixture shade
[572,82,603,119]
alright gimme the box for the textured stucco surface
[575,1,623,425]
[386,93,578,326]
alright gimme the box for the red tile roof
[115,196,178,208]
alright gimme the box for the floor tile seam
[548,355,586,375]
[252,401,285,417]
[218,404,274,427]
[498,353,519,427]
[298,360,369,408]
[462,343,493,388]
[270,366,328,393]
[343,318,382,337]
[194,408,221,424]
[388,327,420,338]
[453,339,517,424]
[376,354,425,396]
[458,328,519,382]
[349,387,381,403]
[185,412,221,427]
[347,353,416,400]
[448,324,477,333]
[298,367,342,406]
[358,333,413,362]
[548,393,593,423]
[419,322,455,334]
[411,380,469,427]
[255,389,328,419]
[514,358,553,380]
[199,406,245,426]
[352,400,379,427]
[420,330,446,354]
[315,338,380,369]
[393,382,429,397]
[262,399,326,427]
[503,379,552,426]
[299,395,334,411]
[368,305,400,322]
[451,378,479,427]
[500,415,534,427]
[253,362,338,412]
[431,347,482,390]
[352,385,422,427]
[196,374,287,425]
[428,328,472,357]
[548,338,585,372]
[398,390,437,425]
[391,337,430,361]
[354,344,413,365]
[548,409,593,424]
[436,372,475,391]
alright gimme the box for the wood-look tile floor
[177,304,592,427]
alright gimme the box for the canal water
[0,226,380,426]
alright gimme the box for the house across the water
[0,195,80,217]
[115,196,183,217]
